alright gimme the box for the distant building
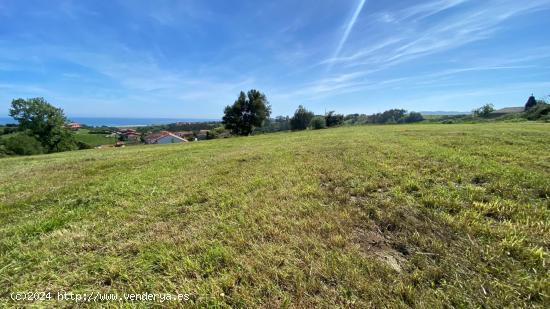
[66,122,82,130]
[197,130,210,140]
[174,131,194,139]
[145,131,188,144]
[116,129,141,143]
[124,133,141,142]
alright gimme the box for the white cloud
[293,0,550,102]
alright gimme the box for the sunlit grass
[1,123,549,307]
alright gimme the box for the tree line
[222,89,424,136]
[7,90,545,157]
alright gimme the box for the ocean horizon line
[0,116,221,127]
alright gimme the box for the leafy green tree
[309,116,327,130]
[290,105,314,130]
[472,104,495,118]
[9,97,77,152]
[222,90,271,135]
[4,134,44,155]
[325,111,344,127]
[525,95,538,110]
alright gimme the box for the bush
[325,111,344,127]
[4,134,44,155]
[290,105,314,130]
[89,128,113,134]
[524,102,550,120]
[77,141,93,150]
[0,144,8,157]
[309,116,327,130]
[1,126,18,135]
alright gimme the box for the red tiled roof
[145,131,188,144]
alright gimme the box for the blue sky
[1,0,550,118]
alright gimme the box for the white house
[145,131,188,144]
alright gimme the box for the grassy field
[74,129,116,147]
[0,123,549,307]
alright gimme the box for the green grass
[1,123,549,307]
[74,129,116,146]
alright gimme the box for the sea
[0,117,219,127]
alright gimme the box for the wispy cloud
[329,0,368,70]
[294,0,550,102]
[1,0,549,116]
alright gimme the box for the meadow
[0,123,549,307]
[74,129,117,147]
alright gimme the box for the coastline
[0,117,220,127]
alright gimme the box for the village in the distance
[64,121,227,149]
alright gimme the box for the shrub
[524,102,550,120]
[325,111,344,127]
[77,141,93,150]
[0,144,8,157]
[309,116,327,130]
[4,134,44,155]
[290,105,314,130]
[1,126,18,135]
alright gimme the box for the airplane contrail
[329,0,367,71]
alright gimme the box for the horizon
[1,0,550,118]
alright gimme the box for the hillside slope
[1,123,549,307]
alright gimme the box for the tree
[400,112,424,123]
[325,111,344,127]
[3,134,44,155]
[525,95,538,110]
[9,97,77,152]
[369,109,407,124]
[472,104,495,118]
[309,116,327,130]
[290,105,314,130]
[222,90,271,136]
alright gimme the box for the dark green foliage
[49,127,78,152]
[135,122,220,135]
[370,109,407,123]
[399,112,424,123]
[254,116,291,133]
[222,90,271,136]
[332,110,425,125]
[210,127,229,139]
[3,134,44,155]
[325,111,344,127]
[88,128,113,135]
[290,105,314,130]
[524,102,550,120]
[525,95,537,110]
[0,144,7,157]
[9,97,77,153]
[0,126,18,135]
[344,113,369,125]
[473,104,495,118]
[309,116,327,130]
[77,141,93,150]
